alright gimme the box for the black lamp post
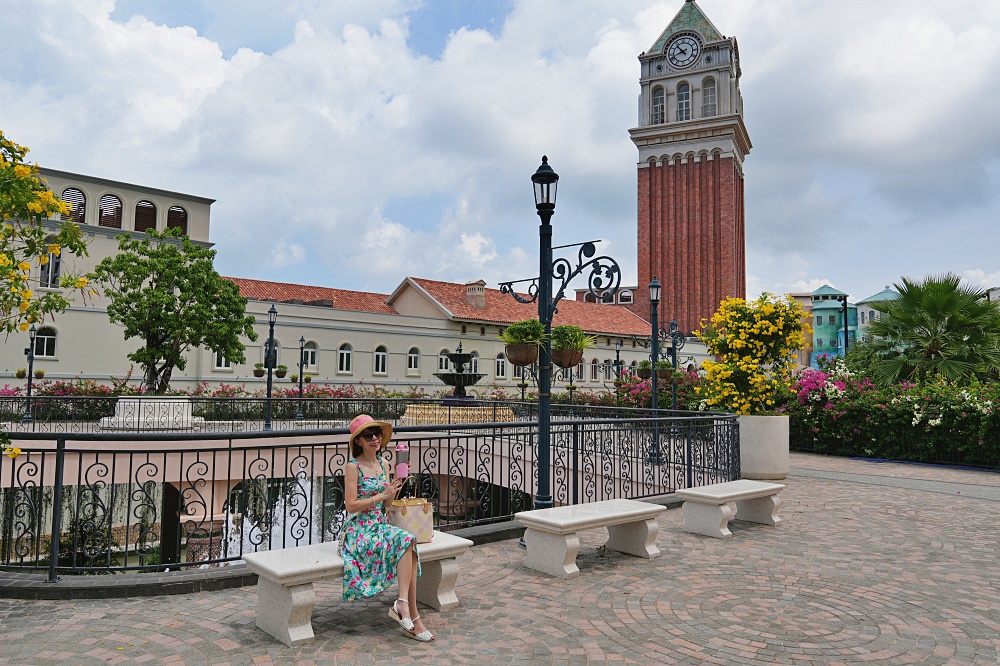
[22,324,37,423]
[295,335,307,421]
[264,305,278,431]
[666,319,685,410]
[614,338,622,379]
[837,295,850,355]
[648,277,662,412]
[499,156,621,511]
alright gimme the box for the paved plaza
[1,452,998,665]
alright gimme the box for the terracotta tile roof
[406,277,653,336]
[225,277,397,314]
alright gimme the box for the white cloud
[269,238,306,268]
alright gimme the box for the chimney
[465,280,487,309]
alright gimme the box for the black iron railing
[0,410,738,578]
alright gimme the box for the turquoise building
[809,285,857,368]
[856,286,898,340]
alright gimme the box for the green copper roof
[812,284,847,297]
[857,287,898,304]
[648,1,724,54]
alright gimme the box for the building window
[167,206,188,235]
[859,311,866,324]
[601,292,614,303]
[374,346,388,374]
[303,342,318,369]
[34,327,56,357]
[869,310,876,321]
[214,351,231,370]
[480,326,485,336]
[604,360,613,381]
[816,339,823,349]
[338,344,352,373]
[513,364,524,380]
[702,77,717,117]
[828,315,836,326]
[677,83,691,121]
[98,194,123,229]
[495,354,506,378]
[438,350,450,371]
[461,325,467,334]
[629,361,638,374]
[134,200,157,233]
[39,252,61,288]
[591,359,599,381]
[651,86,665,124]
[470,352,480,374]
[61,188,86,225]
[815,315,822,326]
[619,290,633,304]
[584,292,597,303]
[576,362,584,380]
[407,347,420,372]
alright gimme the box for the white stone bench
[515,499,665,578]
[242,530,473,646]
[676,479,785,538]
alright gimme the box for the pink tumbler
[395,442,410,481]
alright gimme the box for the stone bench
[242,530,473,646]
[676,479,785,538]
[515,499,665,578]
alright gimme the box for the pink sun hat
[348,414,394,450]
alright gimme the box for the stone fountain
[433,343,485,404]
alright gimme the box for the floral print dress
[342,458,420,601]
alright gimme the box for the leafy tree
[0,131,94,334]
[863,273,1000,386]
[93,227,258,393]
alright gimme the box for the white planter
[98,397,205,431]
[738,415,789,480]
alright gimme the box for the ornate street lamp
[295,335,308,421]
[22,324,37,423]
[836,295,850,355]
[264,305,278,431]
[614,338,622,379]
[499,156,622,510]
[648,277,662,413]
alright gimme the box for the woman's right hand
[381,477,404,502]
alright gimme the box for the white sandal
[407,615,435,642]
[389,598,414,632]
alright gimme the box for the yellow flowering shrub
[695,294,810,415]
[0,130,94,334]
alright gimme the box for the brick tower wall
[631,155,746,335]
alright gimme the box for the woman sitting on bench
[341,414,434,642]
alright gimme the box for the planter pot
[656,368,672,380]
[275,370,287,378]
[253,369,265,377]
[636,368,652,379]
[505,344,539,367]
[550,349,584,369]
[738,414,789,480]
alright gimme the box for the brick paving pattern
[1,452,998,664]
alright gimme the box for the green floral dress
[342,458,420,601]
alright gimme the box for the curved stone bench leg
[523,528,581,578]
[605,518,661,558]
[681,500,736,538]
[735,495,782,526]
[255,577,316,647]
[417,556,460,611]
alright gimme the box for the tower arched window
[374,345,388,374]
[338,344,353,373]
[167,206,188,235]
[134,200,157,233]
[676,83,691,122]
[60,188,86,225]
[702,77,717,117]
[651,86,665,124]
[98,194,123,229]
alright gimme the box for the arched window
[702,77,717,117]
[480,326,485,336]
[869,310,876,321]
[604,360,613,381]
[134,200,157,233]
[461,325,467,334]
[34,327,57,357]
[619,290,633,304]
[629,360,638,374]
[591,358,599,381]
[60,188,86,225]
[576,361,585,380]
[39,249,61,288]
[495,353,506,378]
[585,292,597,303]
[859,311,865,324]
[338,343,352,373]
[303,342,318,369]
[470,352,480,374]
[167,206,188,235]
[98,194,123,229]
[438,350,451,371]
[651,86,665,124]
[676,83,691,121]
[407,347,420,372]
[374,346,388,374]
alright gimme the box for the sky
[2,0,999,304]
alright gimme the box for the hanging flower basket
[656,368,672,380]
[505,344,539,367]
[253,369,265,378]
[636,367,652,379]
[551,349,584,369]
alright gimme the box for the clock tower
[629,0,751,334]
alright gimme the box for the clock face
[667,35,700,68]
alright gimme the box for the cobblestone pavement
[1,453,998,665]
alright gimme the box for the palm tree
[863,273,1000,386]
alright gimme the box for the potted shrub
[33,369,45,380]
[289,374,298,383]
[304,375,312,383]
[550,325,596,368]
[655,360,673,380]
[15,368,26,379]
[636,360,652,379]
[253,362,266,378]
[275,364,288,378]
[498,318,546,366]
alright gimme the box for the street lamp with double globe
[264,305,278,431]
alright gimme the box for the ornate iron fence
[0,412,738,578]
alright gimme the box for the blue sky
[3,0,1000,305]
